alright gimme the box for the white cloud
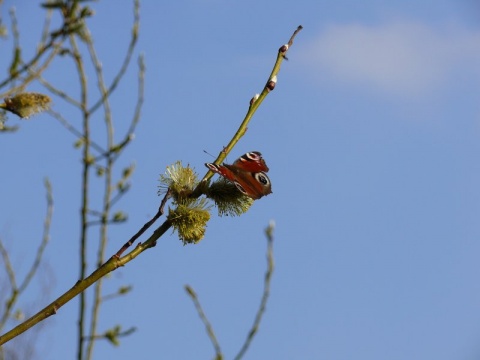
[300,21,480,96]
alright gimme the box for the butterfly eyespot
[205,152,271,199]
[234,181,248,195]
[254,172,270,186]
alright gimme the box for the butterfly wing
[205,163,238,182]
[231,151,269,173]
[205,151,272,200]
[223,164,272,199]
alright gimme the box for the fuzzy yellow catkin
[3,92,51,119]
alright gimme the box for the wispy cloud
[300,21,480,96]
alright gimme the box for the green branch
[192,25,303,195]
[0,219,171,346]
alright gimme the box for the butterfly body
[205,151,272,200]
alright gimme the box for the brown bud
[279,44,289,53]
[250,93,260,106]
[266,76,277,91]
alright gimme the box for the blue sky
[1,0,480,359]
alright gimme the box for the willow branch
[0,240,17,331]
[125,54,145,137]
[38,74,82,109]
[69,31,90,360]
[185,222,276,360]
[47,108,105,154]
[95,54,145,163]
[185,285,223,359]
[109,54,145,163]
[234,222,275,360]
[0,32,61,93]
[39,6,53,45]
[115,189,171,258]
[0,216,172,346]
[0,179,53,332]
[206,25,302,177]
[191,25,303,197]
[0,241,16,290]
[88,0,140,115]
[82,326,137,343]
[18,179,53,294]
[13,43,62,96]
[83,30,114,360]
[0,219,171,345]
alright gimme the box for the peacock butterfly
[205,151,272,200]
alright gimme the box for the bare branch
[18,178,53,294]
[234,221,275,360]
[0,179,54,332]
[88,0,140,115]
[185,285,223,359]
[114,189,171,258]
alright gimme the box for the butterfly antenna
[203,150,215,159]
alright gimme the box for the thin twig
[39,6,53,45]
[88,0,140,115]
[0,241,17,291]
[0,239,17,333]
[69,31,90,360]
[234,221,275,360]
[185,285,223,359]
[107,54,145,163]
[85,18,118,357]
[14,42,62,96]
[18,178,53,294]
[82,326,137,342]
[1,7,21,93]
[114,188,171,258]
[0,32,59,92]
[288,25,303,46]
[0,179,54,332]
[0,240,18,332]
[108,183,131,209]
[47,108,105,154]
[101,285,132,302]
[38,75,82,108]
[125,54,145,137]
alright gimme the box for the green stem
[84,25,115,360]
[0,220,172,346]
[70,32,90,360]
[192,25,303,197]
